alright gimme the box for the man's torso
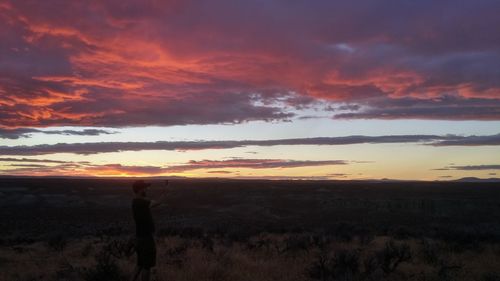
[132,197,155,237]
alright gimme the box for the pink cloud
[0,158,349,176]
[1,0,500,130]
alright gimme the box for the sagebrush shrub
[81,250,125,281]
[103,238,135,259]
[47,234,67,252]
[375,240,412,274]
[307,249,360,281]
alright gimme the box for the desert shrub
[357,228,375,246]
[311,234,331,250]
[358,240,412,279]
[46,234,67,251]
[437,262,462,281]
[272,239,287,254]
[179,227,204,239]
[213,224,229,238]
[420,238,440,265]
[200,234,215,253]
[11,245,25,253]
[157,226,178,236]
[225,227,254,244]
[375,240,412,274]
[482,272,500,281]
[80,250,125,281]
[209,265,230,281]
[15,274,44,281]
[56,260,78,280]
[391,226,413,240]
[102,238,135,259]
[163,241,189,267]
[283,234,311,254]
[246,236,273,251]
[97,226,124,240]
[434,225,484,252]
[307,250,332,280]
[307,249,360,281]
[5,236,37,245]
[363,255,380,276]
[333,249,360,279]
[81,242,93,257]
[166,241,189,256]
[329,222,357,242]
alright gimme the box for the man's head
[132,180,151,196]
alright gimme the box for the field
[1,177,500,280]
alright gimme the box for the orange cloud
[1,0,500,130]
[0,158,349,177]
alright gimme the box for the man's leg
[131,266,142,281]
[141,268,150,281]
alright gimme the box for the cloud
[435,164,500,171]
[8,163,48,168]
[333,95,500,120]
[85,159,349,175]
[0,0,499,132]
[167,159,348,172]
[0,133,499,155]
[0,128,40,139]
[42,129,116,136]
[0,128,115,139]
[230,175,335,180]
[0,157,77,164]
[326,173,349,178]
[207,170,233,174]
[0,158,350,176]
[430,134,500,146]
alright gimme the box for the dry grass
[1,234,500,281]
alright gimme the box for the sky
[0,0,499,180]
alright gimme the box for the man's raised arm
[150,180,169,209]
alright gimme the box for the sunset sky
[1,0,499,180]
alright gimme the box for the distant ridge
[453,177,500,183]
[1,175,499,182]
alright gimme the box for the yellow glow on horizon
[1,143,499,180]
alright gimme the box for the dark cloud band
[435,165,500,171]
[0,128,115,139]
[0,134,498,156]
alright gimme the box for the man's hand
[150,180,169,209]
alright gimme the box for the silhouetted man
[130,180,169,281]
